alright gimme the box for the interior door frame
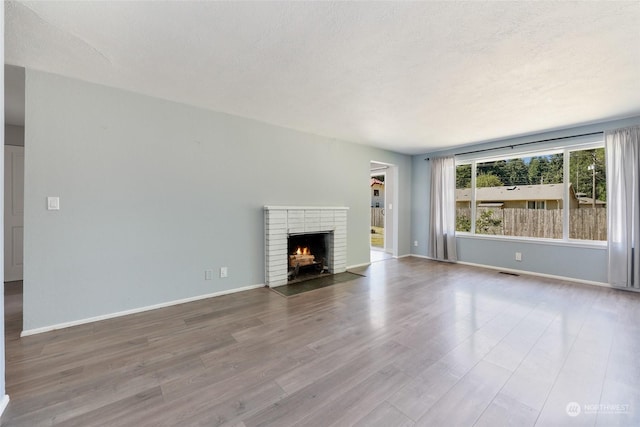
[370,160,398,258]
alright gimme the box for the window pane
[455,164,471,232]
[569,148,606,240]
[475,155,564,238]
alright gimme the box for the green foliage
[456,214,471,232]
[476,173,503,188]
[456,164,471,189]
[456,210,502,234]
[502,158,528,186]
[569,148,606,201]
[476,210,502,234]
[544,154,564,184]
[473,154,564,186]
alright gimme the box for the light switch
[47,197,60,210]
[388,203,393,210]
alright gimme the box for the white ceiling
[5,1,640,154]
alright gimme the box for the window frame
[455,141,606,246]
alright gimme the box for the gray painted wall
[5,124,24,146]
[23,70,412,331]
[411,115,640,284]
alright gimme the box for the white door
[4,145,24,282]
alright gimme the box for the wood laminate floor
[2,258,639,426]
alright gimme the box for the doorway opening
[4,65,26,350]
[370,161,394,262]
[370,173,385,249]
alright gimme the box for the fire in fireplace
[289,246,314,268]
[287,232,331,282]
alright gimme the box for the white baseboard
[393,254,411,259]
[347,262,371,269]
[408,255,624,290]
[409,253,432,260]
[0,394,9,417]
[20,284,265,337]
[455,260,611,288]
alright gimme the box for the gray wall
[411,115,640,283]
[5,124,24,146]
[23,70,412,331]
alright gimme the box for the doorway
[4,66,25,284]
[370,161,393,262]
[4,64,26,363]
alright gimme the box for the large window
[455,144,606,242]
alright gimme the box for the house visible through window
[373,189,379,196]
[455,143,606,242]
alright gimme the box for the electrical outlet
[204,269,213,280]
[515,252,522,262]
[220,267,228,278]
[414,240,418,247]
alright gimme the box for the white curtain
[606,125,640,289]
[428,156,458,261]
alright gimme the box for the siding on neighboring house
[455,183,579,210]
[371,178,384,207]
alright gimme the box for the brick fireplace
[264,206,348,287]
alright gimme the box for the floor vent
[499,271,520,277]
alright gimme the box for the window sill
[455,233,607,250]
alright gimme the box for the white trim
[20,284,265,337]
[455,260,620,289]
[409,255,639,292]
[0,395,9,417]
[264,205,349,211]
[393,254,411,259]
[410,254,433,260]
[347,262,371,269]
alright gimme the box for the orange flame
[294,246,310,255]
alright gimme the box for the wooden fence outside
[457,207,607,241]
[371,208,384,228]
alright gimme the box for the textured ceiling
[5,1,640,154]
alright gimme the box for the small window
[527,201,545,210]
[375,202,380,208]
[373,189,379,196]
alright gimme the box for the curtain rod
[424,131,603,161]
